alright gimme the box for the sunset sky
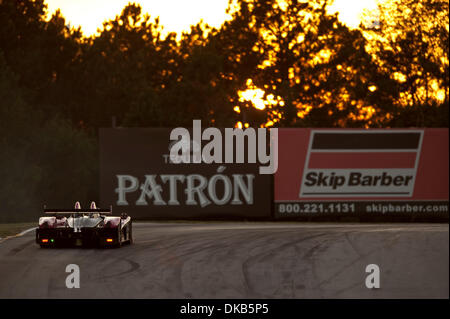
[43,0,383,128]
[45,0,380,37]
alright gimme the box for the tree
[0,44,96,222]
[222,0,399,127]
[0,0,82,116]
[364,0,449,126]
[73,3,180,128]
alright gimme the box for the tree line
[0,0,448,221]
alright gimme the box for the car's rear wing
[44,207,112,215]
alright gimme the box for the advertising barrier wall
[100,127,448,220]
[100,128,272,219]
[275,128,449,219]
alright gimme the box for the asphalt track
[0,222,448,299]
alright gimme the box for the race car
[36,201,132,248]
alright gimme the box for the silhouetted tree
[70,3,179,128]
[0,0,82,116]
[364,0,449,126]
[224,0,399,127]
[0,0,448,221]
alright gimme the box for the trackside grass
[0,223,36,238]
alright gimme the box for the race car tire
[128,223,133,245]
[116,227,122,248]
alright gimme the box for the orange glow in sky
[45,0,232,37]
[44,0,382,127]
[328,0,380,29]
[45,0,380,37]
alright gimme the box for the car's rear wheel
[116,227,122,248]
[128,223,133,245]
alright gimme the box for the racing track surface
[0,222,448,298]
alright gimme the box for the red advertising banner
[274,128,449,218]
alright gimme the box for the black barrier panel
[311,132,421,150]
[99,128,272,219]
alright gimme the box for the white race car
[36,201,132,248]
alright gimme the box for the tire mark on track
[6,239,35,256]
[312,230,403,292]
[93,258,141,280]
[241,232,328,298]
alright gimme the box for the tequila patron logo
[299,130,424,197]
